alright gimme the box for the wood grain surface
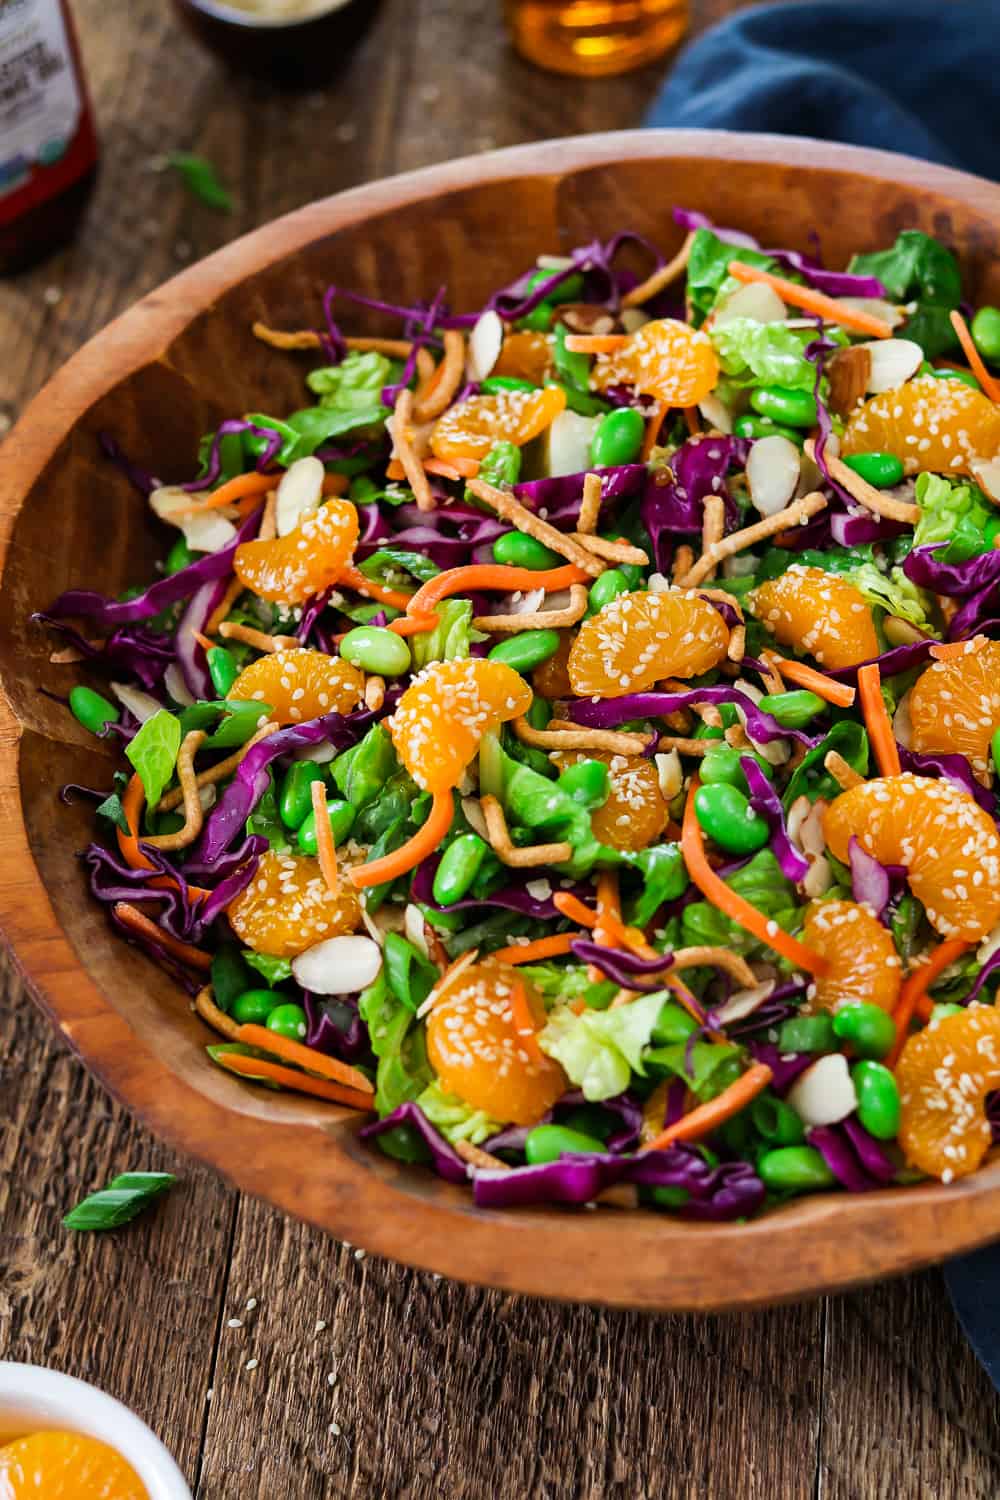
[2,0,1000,1494]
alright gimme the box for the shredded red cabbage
[898,746,998,815]
[741,756,810,882]
[640,436,749,573]
[827,639,937,681]
[98,431,159,495]
[673,208,887,297]
[808,1125,875,1192]
[830,511,908,547]
[848,836,892,918]
[569,938,671,991]
[33,616,174,690]
[841,1118,897,1183]
[565,686,814,746]
[183,419,283,492]
[904,542,1000,597]
[359,1102,468,1184]
[746,1041,812,1094]
[514,465,647,528]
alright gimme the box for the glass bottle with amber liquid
[505,0,688,76]
[0,0,98,274]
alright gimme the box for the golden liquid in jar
[505,0,688,76]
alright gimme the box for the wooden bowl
[4,131,1000,1311]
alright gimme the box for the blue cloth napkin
[647,0,1000,1383]
[644,0,999,179]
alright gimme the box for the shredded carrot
[508,977,547,1062]
[113,901,212,971]
[949,311,1000,403]
[563,333,630,354]
[683,406,701,437]
[491,934,576,964]
[117,774,210,897]
[215,1050,374,1109]
[311,779,339,896]
[552,891,599,928]
[348,787,454,888]
[857,662,900,776]
[338,564,415,612]
[728,261,894,339]
[929,635,988,662]
[407,562,589,618]
[681,779,829,975]
[641,1062,774,1151]
[385,613,441,638]
[192,629,215,653]
[640,402,667,460]
[887,939,971,1067]
[761,652,857,707]
[235,1023,373,1094]
[386,455,479,482]
[165,469,275,519]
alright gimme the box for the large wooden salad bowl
[4,131,1000,1310]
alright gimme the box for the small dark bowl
[172,0,379,86]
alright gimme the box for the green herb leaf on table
[166,152,233,213]
[63,1172,176,1232]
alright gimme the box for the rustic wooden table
[4,1,1000,1494]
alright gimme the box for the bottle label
[0,0,82,202]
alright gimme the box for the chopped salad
[43,209,1000,1218]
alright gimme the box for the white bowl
[0,1363,191,1498]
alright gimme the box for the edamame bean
[590,407,645,468]
[165,536,195,574]
[69,684,119,736]
[693,782,769,854]
[749,385,818,429]
[519,302,555,332]
[480,376,537,394]
[433,833,488,905]
[489,629,561,672]
[992,726,1000,774]
[524,1123,605,1165]
[266,1002,309,1041]
[526,696,551,730]
[931,366,981,391]
[231,989,284,1025]
[732,414,803,445]
[777,1014,836,1054]
[750,1093,806,1146]
[757,689,826,729]
[207,645,239,698]
[972,306,1000,365]
[758,1145,836,1192]
[831,1002,896,1060]
[693,722,725,741]
[842,451,905,489]
[492,530,562,570]
[652,1000,699,1045]
[525,268,586,304]
[700,743,772,790]
[851,1060,900,1140]
[478,440,521,489]
[553,323,592,392]
[297,798,356,854]
[985,517,1000,549]
[339,625,412,677]
[587,567,631,616]
[279,762,327,830]
[557,758,609,808]
[931,1002,966,1022]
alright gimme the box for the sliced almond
[746,434,801,517]
[467,309,504,382]
[150,484,237,554]
[836,297,906,330]
[827,345,872,416]
[291,934,383,995]
[654,749,682,802]
[971,458,1000,504]
[620,308,650,334]
[544,408,599,477]
[110,681,163,724]
[164,662,195,707]
[275,456,324,537]
[698,393,733,434]
[786,1054,857,1127]
[863,337,924,394]
[712,280,787,328]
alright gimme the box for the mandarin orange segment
[823,773,1000,940]
[801,899,902,1013]
[492,330,553,383]
[388,658,532,792]
[429,386,566,462]
[591,318,719,406]
[228,648,364,724]
[908,638,1000,783]
[233,496,359,604]
[748,564,879,670]
[567,589,730,698]
[532,628,575,700]
[896,1004,1000,1179]
[0,1431,148,1500]
[841,376,1000,477]
[227,848,362,956]
[553,749,669,851]
[426,958,567,1124]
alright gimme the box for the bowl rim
[0,1362,191,1496]
[5,129,1000,1311]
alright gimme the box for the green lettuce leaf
[126,709,181,809]
[516,961,617,1011]
[783,722,870,807]
[410,598,486,667]
[242,951,293,985]
[414,1079,501,1145]
[849,231,962,358]
[358,970,432,1117]
[710,317,823,391]
[383,931,438,1013]
[681,850,799,958]
[538,989,667,1100]
[306,350,393,410]
[685,229,777,326]
[913,471,993,563]
[359,546,440,586]
[332,725,399,812]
